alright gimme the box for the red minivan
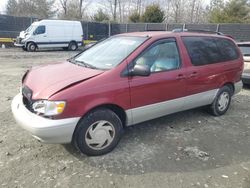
[12,31,243,156]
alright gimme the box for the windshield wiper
[82,62,98,69]
[68,59,98,69]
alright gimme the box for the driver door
[33,25,48,48]
[128,38,187,124]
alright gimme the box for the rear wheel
[68,41,78,51]
[27,42,37,52]
[73,108,123,156]
[209,86,232,116]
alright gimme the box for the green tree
[223,0,250,23]
[93,9,109,22]
[209,0,225,23]
[141,4,165,23]
[129,12,140,23]
[209,0,250,23]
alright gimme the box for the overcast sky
[0,0,6,12]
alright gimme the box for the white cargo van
[14,20,83,51]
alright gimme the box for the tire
[209,85,232,116]
[68,41,78,51]
[27,42,37,52]
[73,108,123,156]
[22,46,27,51]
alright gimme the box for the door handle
[177,74,186,80]
[189,71,198,78]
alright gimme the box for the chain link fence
[1,14,250,42]
[0,14,37,38]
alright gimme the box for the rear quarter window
[182,36,239,66]
[216,38,239,61]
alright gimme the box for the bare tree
[184,0,206,23]
[170,0,184,23]
[158,0,206,23]
[6,0,55,18]
[136,0,142,15]
[190,0,197,23]
[6,0,18,16]
[118,0,122,22]
[106,0,118,21]
[58,0,91,20]
[97,0,208,23]
[79,0,83,18]
[194,0,205,23]
[59,0,68,16]
[114,0,117,21]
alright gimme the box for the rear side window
[182,36,239,66]
[216,38,239,61]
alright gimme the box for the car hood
[23,61,104,99]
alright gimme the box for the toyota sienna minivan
[12,31,243,156]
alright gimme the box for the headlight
[22,37,27,42]
[32,100,66,116]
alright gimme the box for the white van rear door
[72,22,83,46]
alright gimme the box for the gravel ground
[0,48,250,188]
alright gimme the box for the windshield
[74,36,148,70]
[239,45,250,56]
[25,25,34,33]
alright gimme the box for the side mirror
[130,64,151,77]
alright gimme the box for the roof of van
[35,19,81,24]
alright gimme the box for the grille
[16,37,22,44]
[22,95,33,111]
[22,86,33,112]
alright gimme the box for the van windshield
[73,36,148,70]
[25,25,34,33]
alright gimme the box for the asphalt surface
[0,48,250,188]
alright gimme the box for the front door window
[134,40,181,73]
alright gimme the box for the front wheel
[22,46,27,51]
[73,108,123,156]
[209,86,232,116]
[27,42,37,52]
